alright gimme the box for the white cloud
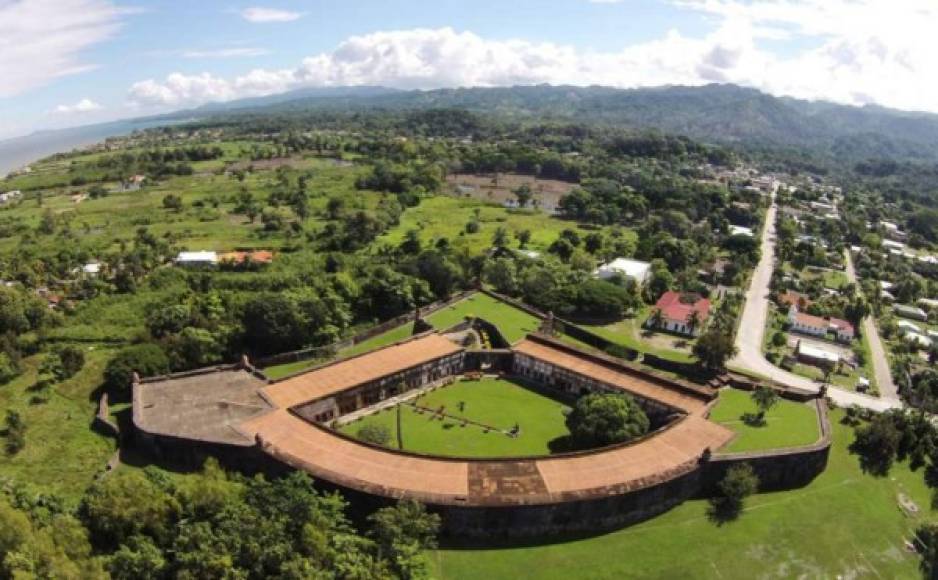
[181,47,270,59]
[128,3,938,114]
[239,7,303,23]
[54,98,103,114]
[0,0,132,98]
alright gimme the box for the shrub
[356,423,391,447]
[709,463,759,523]
[103,344,170,392]
[565,393,649,448]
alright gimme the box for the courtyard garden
[339,376,571,458]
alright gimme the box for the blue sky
[1,0,935,139]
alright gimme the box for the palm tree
[686,310,702,335]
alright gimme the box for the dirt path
[730,194,900,412]
[844,250,899,402]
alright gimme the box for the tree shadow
[547,434,580,454]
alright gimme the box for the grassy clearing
[432,408,928,579]
[339,377,570,458]
[709,388,820,453]
[425,293,541,344]
[378,196,633,256]
[0,349,116,504]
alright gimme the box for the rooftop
[134,367,270,446]
[595,258,652,281]
[260,333,463,409]
[654,291,710,324]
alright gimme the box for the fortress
[132,324,830,537]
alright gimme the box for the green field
[431,407,928,579]
[425,293,541,344]
[339,377,571,458]
[709,388,821,453]
[0,349,116,503]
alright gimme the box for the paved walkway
[844,250,900,402]
[730,194,901,413]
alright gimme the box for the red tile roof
[220,250,274,264]
[654,291,710,324]
[779,291,812,308]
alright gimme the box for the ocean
[0,118,180,178]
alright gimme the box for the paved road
[730,194,901,412]
[844,250,900,402]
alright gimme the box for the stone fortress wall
[132,329,832,538]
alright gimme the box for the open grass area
[378,196,633,256]
[431,407,929,579]
[0,349,116,504]
[709,388,821,453]
[426,293,541,344]
[339,377,571,458]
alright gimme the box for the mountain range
[8,84,938,174]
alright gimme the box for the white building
[897,320,922,335]
[883,239,906,251]
[728,225,754,237]
[0,190,22,204]
[894,304,929,322]
[906,333,932,350]
[175,251,218,266]
[795,341,840,367]
[595,258,652,284]
[82,262,101,277]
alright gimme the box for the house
[122,174,147,192]
[795,341,840,368]
[856,376,871,392]
[516,249,542,260]
[219,250,274,265]
[175,251,218,267]
[787,308,855,343]
[647,291,710,336]
[778,290,812,310]
[882,239,906,252]
[894,304,929,322]
[728,225,754,237]
[905,333,932,350]
[0,190,22,204]
[82,262,101,277]
[897,320,922,336]
[595,258,652,284]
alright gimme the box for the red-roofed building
[778,290,812,310]
[219,250,274,265]
[648,291,710,336]
[787,308,855,343]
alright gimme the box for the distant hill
[180,83,938,163]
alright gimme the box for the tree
[709,463,759,523]
[4,410,26,455]
[565,393,649,448]
[80,471,178,546]
[751,387,779,424]
[850,413,901,476]
[357,424,391,447]
[492,226,509,249]
[771,330,787,348]
[162,194,183,211]
[368,500,440,580]
[56,345,85,380]
[515,229,532,249]
[513,183,534,208]
[400,229,422,255]
[692,330,738,371]
[88,185,108,199]
[103,344,170,392]
[109,535,166,580]
[686,310,702,335]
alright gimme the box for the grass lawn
[0,349,117,504]
[426,293,541,344]
[431,407,930,579]
[579,306,695,364]
[709,388,820,453]
[339,377,570,458]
